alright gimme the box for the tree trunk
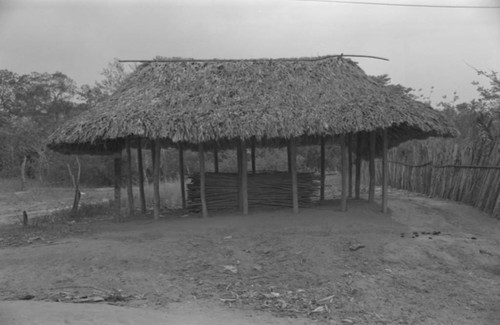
[20,156,27,191]
[67,156,82,217]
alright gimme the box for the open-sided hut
[47,55,457,218]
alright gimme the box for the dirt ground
[1,189,499,324]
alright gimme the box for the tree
[79,59,136,105]
[0,70,83,181]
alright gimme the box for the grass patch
[0,202,113,248]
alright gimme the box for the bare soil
[1,189,499,324]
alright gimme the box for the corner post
[348,133,353,198]
[320,136,325,201]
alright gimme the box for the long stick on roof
[119,54,389,63]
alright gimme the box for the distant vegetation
[0,60,339,189]
[380,70,500,217]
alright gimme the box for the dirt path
[0,300,308,325]
[1,189,499,324]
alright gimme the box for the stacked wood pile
[188,172,320,212]
[366,140,500,218]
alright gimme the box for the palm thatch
[47,55,457,154]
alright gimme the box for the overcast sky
[1,0,499,104]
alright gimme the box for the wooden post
[114,150,122,222]
[237,141,243,211]
[152,140,161,220]
[290,138,299,214]
[137,140,146,214]
[241,139,249,215]
[22,211,28,227]
[355,132,362,199]
[251,138,256,174]
[151,140,156,170]
[320,136,325,201]
[340,134,348,211]
[213,144,219,174]
[125,138,134,217]
[179,143,186,209]
[348,134,353,198]
[382,129,389,213]
[287,142,292,173]
[368,131,376,202]
[199,143,208,218]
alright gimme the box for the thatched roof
[47,55,457,154]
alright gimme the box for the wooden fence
[364,141,500,218]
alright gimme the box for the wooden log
[382,129,388,213]
[348,133,353,198]
[213,144,219,173]
[199,143,208,218]
[241,139,249,215]
[125,138,134,217]
[340,134,348,211]
[320,136,325,201]
[114,151,122,222]
[368,131,376,202]
[251,138,256,174]
[152,140,161,220]
[290,138,299,213]
[137,140,146,214]
[355,132,362,199]
[186,171,320,211]
[179,143,186,209]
